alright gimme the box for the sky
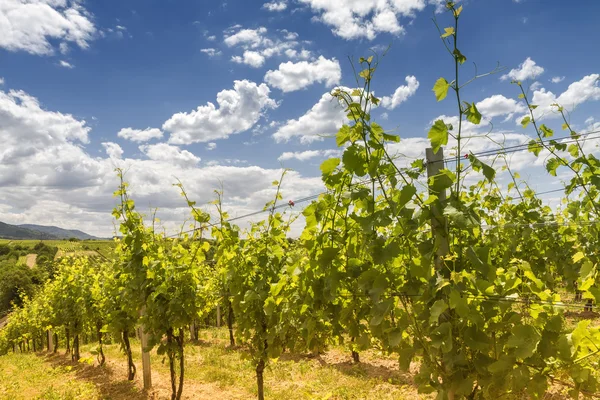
[0,0,599,237]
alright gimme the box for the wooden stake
[139,326,152,390]
[426,147,449,270]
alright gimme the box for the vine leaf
[428,119,449,153]
[433,78,450,101]
[506,325,541,359]
[464,102,482,124]
[320,158,340,176]
[429,300,448,325]
[441,27,455,38]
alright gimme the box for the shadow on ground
[39,352,152,400]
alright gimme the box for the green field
[0,239,117,259]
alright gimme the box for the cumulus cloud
[518,74,600,123]
[264,56,342,92]
[273,89,349,143]
[263,1,287,11]
[274,80,420,143]
[118,127,163,143]
[224,27,269,48]
[380,76,419,109]
[476,94,526,119]
[102,142,123,159]
[206,142,217,151]
[164,80,278,144]
[0,85,324,237]
[0,0,96,55]
[501,57,545,81]
[231,50,266,68]
[139,143,201,168]
[297,0,432,40]
[278,149,341,161]
[551,76,565,83]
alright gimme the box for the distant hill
[0,221,59,240]
[18,224,100,240]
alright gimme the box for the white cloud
[264,56,342,92]
[297,0,429,40]
[0,85,325,238]
[118,127,163,143]
[59,42,69,54]
[201,48,222,57]
[381,112,389,120]
[550,76,565,83]
[501,57,545,81]
[284,48,312,60]
[231,50,266,68]
[476,94,526,119]
[139,143,201,168]
[0,0,96,55]
[530,81,542,91]
[518,74,600,123]
[58,60,74,69]
[164,80,278,144]
[263,1,287,11]
[224,27,268,48]
[0,78,4,85]
[102,142,123,159]
[223,26,310,67]
[206,142,217,150]
[278,149,341,161]
[206,35,217,41]
[380,75,419,109]
[273,89,349,143]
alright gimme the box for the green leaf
[453,48,466,64]
[398,347,414,371]
[506,325,541,359]
[429,300,448,325]
[572,251,585,263]
[433,78,450,102]
[488,355,516,373]
[521,116,531,128]
[428,119,449,153]
[540,124,554,138]
[465,102,482,124]
[320,158,340,176]
[441,27,455,38]
[342,145,367,177]
[429,169,455,193]
[398,185,417,209]
[568,144,579,157]
[545,157,561,176]
[449,290,469,318]
[468,154,495,181]
[528,140,541,156]
[336,125,351,146]
[382,132,400,143]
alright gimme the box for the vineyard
[1,2,600,400]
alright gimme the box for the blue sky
[0,0,599,236]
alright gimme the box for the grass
[0,328,431,400]
[0,352,100,399]
[2,326,595,399]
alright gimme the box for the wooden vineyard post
[216,304,221,328]
[47,330,53,352]
[139,325,152,390]
[426,147,449,270]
